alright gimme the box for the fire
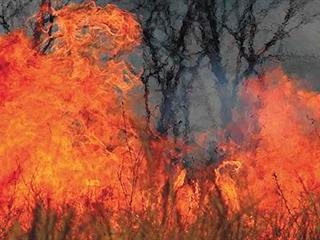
[220,68,320,213]
[0,2,147,227]
[1,0,320,237]
[215,160,241,213]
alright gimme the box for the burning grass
[1,1,320,239]
[3,182,320,240]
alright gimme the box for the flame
[215,160,241,213]
[219,68,320,213]
[0,2,148,227]
[2,0,320,236]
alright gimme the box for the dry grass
[2,183,320,240]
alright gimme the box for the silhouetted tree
[1,0,319,163]
[127,0,319,139]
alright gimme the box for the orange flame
[219,68,320,213]
[0,2,147,227]
[2,1,320,236]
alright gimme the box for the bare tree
[1,0,319,163]
[128,0,319,139]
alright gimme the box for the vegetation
[2,178,320,240]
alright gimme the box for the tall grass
[2,183,320,240]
